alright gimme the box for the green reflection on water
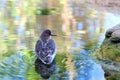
[0,50,69,79]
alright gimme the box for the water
[0,0,120,80]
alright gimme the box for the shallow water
[0,0,120,80]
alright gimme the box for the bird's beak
[51,34,57,36]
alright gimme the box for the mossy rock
[97,24,120,80]
[99,39,120,62]
[105,72,120,80]
[99,24,120,62]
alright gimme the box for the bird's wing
[35,40,46,63]
[35,39,56,64]
[45,39,57,64]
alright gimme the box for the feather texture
[35,39,56,64]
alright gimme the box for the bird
[35,29,57,65]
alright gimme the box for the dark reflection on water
[35,58,56,79]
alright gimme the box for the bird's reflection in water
[35,58,56,79]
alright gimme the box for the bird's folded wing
[35,40,56,64]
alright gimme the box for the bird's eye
[44,34,49,37]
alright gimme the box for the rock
[98,24,120,80]
[100,24,120,62]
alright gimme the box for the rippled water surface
[0,0,120,80]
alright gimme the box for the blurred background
[0,0,120,80]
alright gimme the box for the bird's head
[40,29,56,42]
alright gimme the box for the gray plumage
[35,29,57,64]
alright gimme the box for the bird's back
[35,39,56,64]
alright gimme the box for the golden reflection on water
[0,0,107,79]
[35,3,105,78]
[0,0,105,52]
[35,1,105,52]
